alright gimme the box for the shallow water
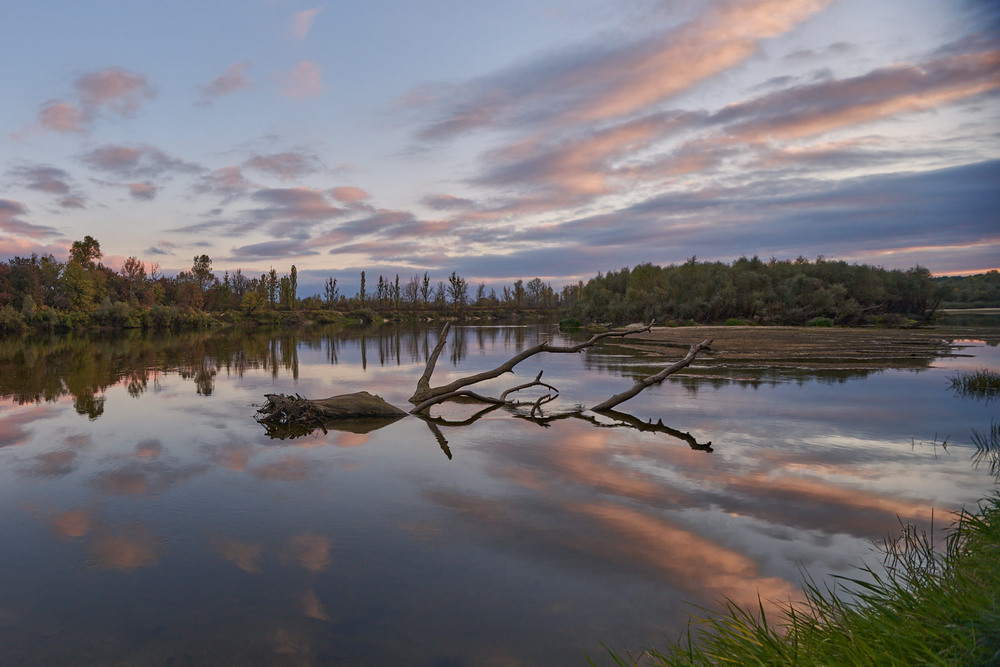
[0,324,996,665]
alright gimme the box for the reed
[949,368,1000,400]
[595,494,1000,666]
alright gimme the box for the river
[0,322,996,665]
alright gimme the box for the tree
[324,277,339,307]
[289,265,298,309]
[267,268,278,308]
[191,254,214,292]
[121,256,145,304]
[404,274,420,305]
[448,272,468,306]
[359,271,367,305]
[70,235,102,269]
[421,272,430,305]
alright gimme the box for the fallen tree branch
[257,390,407,425]
[408,322,654,404]
[590,338,713,412]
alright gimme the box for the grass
[949,368,1000,400]
[594,492,1000,666]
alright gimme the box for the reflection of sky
[0,325,997,664]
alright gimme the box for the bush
[723,318,747,326]
[0,305,27,334]
[559,317,581,331]
[806,317,834,327]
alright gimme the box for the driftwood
[256,324,713,439]
[409,321,655,405]
[257,390,406,425]
[590,338,713,412]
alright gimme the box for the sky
[2,0,998,297]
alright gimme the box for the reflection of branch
[424,421,452,460]
[578,409,713,451]
[414,404,506,460]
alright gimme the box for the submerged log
[257,390,407,426]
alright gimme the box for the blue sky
[2,0,998,296]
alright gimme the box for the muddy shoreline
[607,324,998,375]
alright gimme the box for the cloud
[330,186,369,204]
[244,151,323,180]
[194,165,255,201]
[250,187,346,223]
[409,0,832,140]
[230,240,321,260]
[33,67,154,134]
[199,62,253,104]
[75,67,155,115]
[127,181,158,200]
[37,100,85,133]
[712,47,1000,142]
[0,199,60,239]
[80,144,202,179]
[278,60,324,99]
[10,165,71,194]
[421,193,475,211]
[290,8,322,41]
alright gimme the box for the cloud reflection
[211,536,264,573]
[88,525,161,571]
[282,534,331,573]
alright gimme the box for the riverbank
[608,324,999,376]
[602,493,1000,666]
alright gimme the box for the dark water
[0,324,996,666]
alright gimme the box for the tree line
[0,236,563,333]
[567,256,946,326]
[0,236,978,334]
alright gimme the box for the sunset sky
[2,0,998,296]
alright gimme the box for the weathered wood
[257,390,407,425]
[590,338,713,412]
[408,322,655,404]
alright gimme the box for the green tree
[70,235,102,269]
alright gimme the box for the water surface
[0,324,996,665]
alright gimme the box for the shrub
[806,317,834,327]
[723,318,747,326]
[0,305,27,334]
[559,317,581,331]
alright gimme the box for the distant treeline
[0,235,563,334]
[935,270,1000,309]
[567,256,945,326]
[0,235,988,334]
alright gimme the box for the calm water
[0,324,997,666]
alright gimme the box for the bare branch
[590,338,713,412]
[409,321,654,403]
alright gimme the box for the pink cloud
[199,62,253,103]
[195,165,254,199]
[38,100,85,133]
[251,187,345,221]
[717,48,1000,142]
[413,0,832,140]
[278,60,324,99]
[75,67,155,115]
[329,186,369,203]
[244,151,322,180]
[290,8,322,41]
